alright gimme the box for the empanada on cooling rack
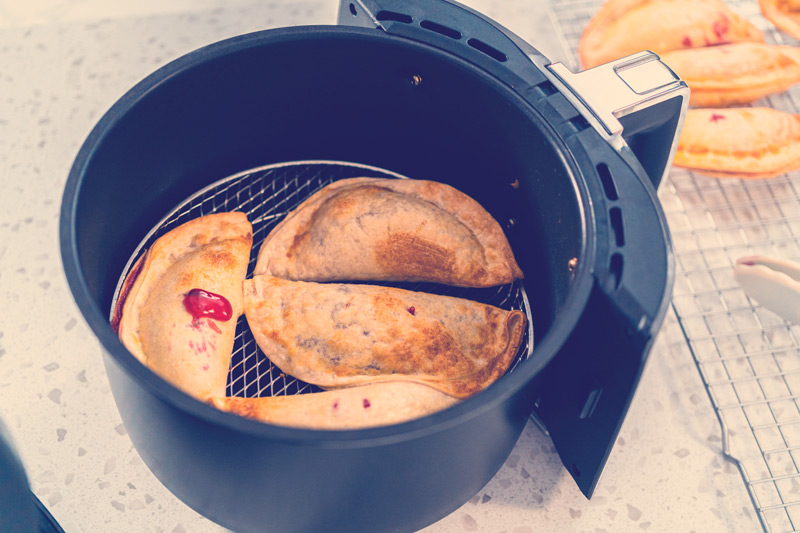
[113,212,252,401]
[760,0,800,40]
[243,275,526,399]
[254,177,523,288]
[661,43,800,107]
[673,107,800,179]
[579,0,764,69]
[210,382,458,429]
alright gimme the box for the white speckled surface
[0,0,762,531]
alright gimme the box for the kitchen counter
[0,0,763,531]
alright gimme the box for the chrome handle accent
[547,52,688,137]
[547,52,690,188]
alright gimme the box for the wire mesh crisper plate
[112,160,533,400]
[547,1,800,531]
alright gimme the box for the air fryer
[59,1,688,531]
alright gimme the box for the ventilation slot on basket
[609,200,625,290]
[568,115,590,134]
[609,207,624,247]
[420,20,462,39]
[597,164,625,291]
[597,163,618,201]
[579,387,603,419]
[609,253,624,290]
[531,80,557,99]
[467,38,507,62]
[376,10,413,23]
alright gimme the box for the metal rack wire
[111,161,533,400]
[546,1,800,530]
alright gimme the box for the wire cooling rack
[547,1,800,531]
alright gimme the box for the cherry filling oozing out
[183,289,233,322]
[680,13,731,49]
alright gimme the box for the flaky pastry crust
[662,43,800,107]
[760,0,800,40]
[115,212,252,400]
[243,275,526,399]
[254,177,523,288]
[673,107,800,179]
[211,382,458,429]
[579,0,763,69]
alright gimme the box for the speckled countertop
[0,0,764,531]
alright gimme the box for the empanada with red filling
[254,177,523,288]
[113,212,252,400]
[210,382,458,429]
[579,0,764,69]
[243,275,526,399]
[661,43,800,107]
[673,107,800,179]
[760,0,800,40]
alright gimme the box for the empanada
[113,212,253,400]
[760,0,800,40]
[243,275,526,398]
[254,177,523,288]
[579,0,764,69]
[673,107,800,179]
[661,43,800,107]
[210,382,458,429]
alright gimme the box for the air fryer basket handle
[530,126,675,497]
[548,54,689,189]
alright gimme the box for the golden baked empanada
[760,0,800,40]
[254,177,523,288]
[113,212,252,400]
[673,107,800,179]
[580,0,764,69]
[210,382,458,429]
[661,43,800,107]
[243,275,526,399]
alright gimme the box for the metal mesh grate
[547,1,800,531]
[112,161,532,399]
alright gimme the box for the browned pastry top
[579,0,763,69]
[673,107,800,179]
[211,382,458,429]
[254,177,523,288]
[243,274,526,398]
[661,43,800,107]
[116,212,252,400]
[760,0,800,40]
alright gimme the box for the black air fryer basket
[59,1,689,531]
